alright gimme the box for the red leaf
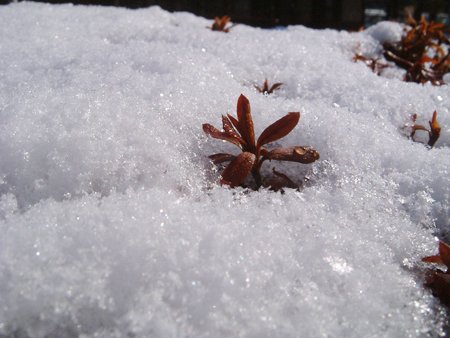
[419,55,437,64]
[269,168,298,190]
[428,111,441,147]
[220,152,256,187]
[227,113,249,148]
[236,94,256,149]
[202,123,242,148]
[257,112,300,149]
[262,146,320,164]
[410,123,428,138]
[227,113,241,133]
[269,82,283,92]
[430,111,441,133]
[222,115,246,146]
[422,255,444,264]
[254,84,263,92]
[208,153,236,165]
[439,241,450,269]
[422,241,450,270]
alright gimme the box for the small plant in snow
[209,16,234,33]
[410,111,441,148]
[254,79,283,95]
[422,241,450,306]
[203,94,319,190]
[353,53,389,75]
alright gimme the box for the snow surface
[0,3,449,337]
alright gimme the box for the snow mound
[365,20,404,44]
[0,3,449,337]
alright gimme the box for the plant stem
[252,168,262,188]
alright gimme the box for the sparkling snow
[0,3,449,337]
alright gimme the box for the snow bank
[0,3,449,337]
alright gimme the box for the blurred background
[0,0,449,29]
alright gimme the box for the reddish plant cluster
[383,16,450,85]
[422,241,450,306]
[355,17,449,85]
[203,94,319,190]
[410,111,441,148]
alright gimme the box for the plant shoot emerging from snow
[254,79,283,95]
[422,241,450,306]
[353,53,389,75]
[410,111,441,148]
[203,94,319,190]
[209,16,234,33]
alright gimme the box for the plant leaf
[269,168,298,190]
[220,152,256,187]
[438,241,450,269]
[202,123,242,148]
[227,113,241,132]
[422,255,444,264]
[257,112,300,149]
[422,241,450,270]
[419,55,438,65]
[208,153,236,165]
[236,94,256,149]
[428,111,441,147]
[410,123,428,138]
[430,111,441,133]
[262,146,320,164]
[269,82,283,92]
[227,113,249,147]
[222,115,246,146]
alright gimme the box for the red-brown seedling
[203,94,319,190]
[209,16,234,33]
[255,79,283,95]
[410,111,441,147]
[422,241,450,306]
[353,53,389,75]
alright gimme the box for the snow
[365,21,404,44]
[0,2,449,337]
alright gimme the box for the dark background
[1,0,449,29]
